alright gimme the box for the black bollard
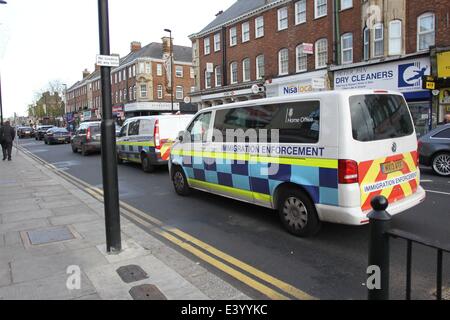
[367,196,391,300]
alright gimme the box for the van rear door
[349,94,420,211]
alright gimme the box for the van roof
[124,114,194,122]
[202,89,404,112]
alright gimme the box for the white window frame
[341,33,353,64]
[230,62,238,84]
[417,13,435,52]
[132,65,136,77]
[278,7,288,31]
[119,72,122,83]
[242,22,250,43]
[242,58,251,82]
[176,86,184,100]
[214,33,221,52]
[204,37,211,55]
[190,67,195,79]
[296,45,307,72]
[373,23,384,57]
[205,70,212,89]
[389,20,402,56]
[314,0,327,19]
[157,85,163,99]
[340,0,352,10]
[175,66,183,78]
[363,27,370,60]
[156,64,163,76]
[315,38,328,69]
[215,66,222,87]
[230,27,237,46]
[256,55,265,79]
[278,48,289,75]
[255,16,264,38]
[139,62,145,74]
[140,84,147,98]
[295,0,307,25]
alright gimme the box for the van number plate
[381,160,404,174]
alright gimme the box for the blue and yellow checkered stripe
[117,141,155,163]
[172,152,339,207]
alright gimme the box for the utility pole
[98,0,122,253]
[164,29,174,114]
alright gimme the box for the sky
[0,0,235,118]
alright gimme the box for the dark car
[17,126,33,139]
[71,121,101,156]
[35,125,55,140]
[419,124,450,177]
[44,128,71,145]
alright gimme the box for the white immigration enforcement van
[117,114,194,172]
[169,90,426,237]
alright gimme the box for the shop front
[265,70,329,98]
[333,55,432,137]
[124,101,180,118]
[437,51,450,124]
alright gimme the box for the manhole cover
[116,265,149,283]
[27,226,75,245]
[129,284,167,300]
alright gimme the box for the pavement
[0,147,249,300]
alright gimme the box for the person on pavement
[0,121,16,161]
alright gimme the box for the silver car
[419,124,450,176]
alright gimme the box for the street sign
[422,76,436,90]
[96,54,120,67]
[312,78,325,89]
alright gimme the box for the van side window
[187,112,212,143]
[128,120,140,136]
[139,120,153,136]
[432,128,450,139]
[119,124,128,137]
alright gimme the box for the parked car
[35,125,55,140]
[17,126,33,139]
[419,124,450,176]
[44,128,71,145]
[117,114,194,173]
[71,121,101,156]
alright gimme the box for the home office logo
[285,108,314,124]
[398,61,430,89]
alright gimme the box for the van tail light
[339,160,359,184]
[154,119,161,150]
[86,127,92,142]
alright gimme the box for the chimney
[215,10,223,16]
[130,41,142,52]
[83,69,90,79]
[162,37,172,56]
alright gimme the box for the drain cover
[27,227,75,245]
[116,265,149,283]
[129,284,167,300]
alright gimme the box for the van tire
[172,166,191,196]
[72,145,78,153]
[117,153,123,165]
[278,189,321,237]
[432,152,450,177]
[141,154,155,173]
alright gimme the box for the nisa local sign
[283,83,313,95]
[334,57,431,93]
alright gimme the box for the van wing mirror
[178,131,185,142]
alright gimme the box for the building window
[140,84,147,98]
[133,86,136,100]
[315,0,327,18]
[114,73,117,84]
[278,7,288,31]
[176,66,183,77]
[256,55,265,79]
[205,70,212,89]
[132,65,136,77]
[389,20,402,55]
[214,33,221,52]
[363,27,370,60]
[215,66,222,87]
[295,0,306,25]
[123,89,127,102]
[115,92,118,103]
[242,22,250,42]
[157,64,163,76]
[340,0,352,10]
[373,23,384,57]
[145,62,151,74]
[242,58,251,82]
[315,38,328,69]
[341,33,353,64]
[230,62,238,84]
[230,27,237,46]
[204,37,210,55]
[119,90,122,102]
[139,62,145,74]
[417,13,435,51]
[124,69,127,80]
[129,87,133,100]
[176,86,183,100]
[278,48,289,75]
[255,16,264,38]
[191,86,196,93]
[119,72,122,82]
[190,67,195,79]
[296,45,307,72]
[157,85,163,99]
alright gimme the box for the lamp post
[164,29,174,114]
[0,0,7,126]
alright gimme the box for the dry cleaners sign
[334,57,431,93]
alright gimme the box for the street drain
[116,265,148,283]
[129,284,167,300]
[26,226,75,245]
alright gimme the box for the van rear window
[350,95,414,142]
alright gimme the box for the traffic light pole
[98,0,122,253]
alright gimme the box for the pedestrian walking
[0,121,16,161]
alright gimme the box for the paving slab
[0,219,50,234]
[49,213,101,226]
[0,262,12,288]
[1,209,53,224]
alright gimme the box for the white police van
[169,90,426,237]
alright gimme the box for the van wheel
[117,153,123,164]
[172,166,191,196]
[278,189,321,237]
[71,145,78,153]
[432,152,450,177]
[141,154,155,173]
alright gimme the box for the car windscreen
[350,94,414,142]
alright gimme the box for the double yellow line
[19,146,316,300]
